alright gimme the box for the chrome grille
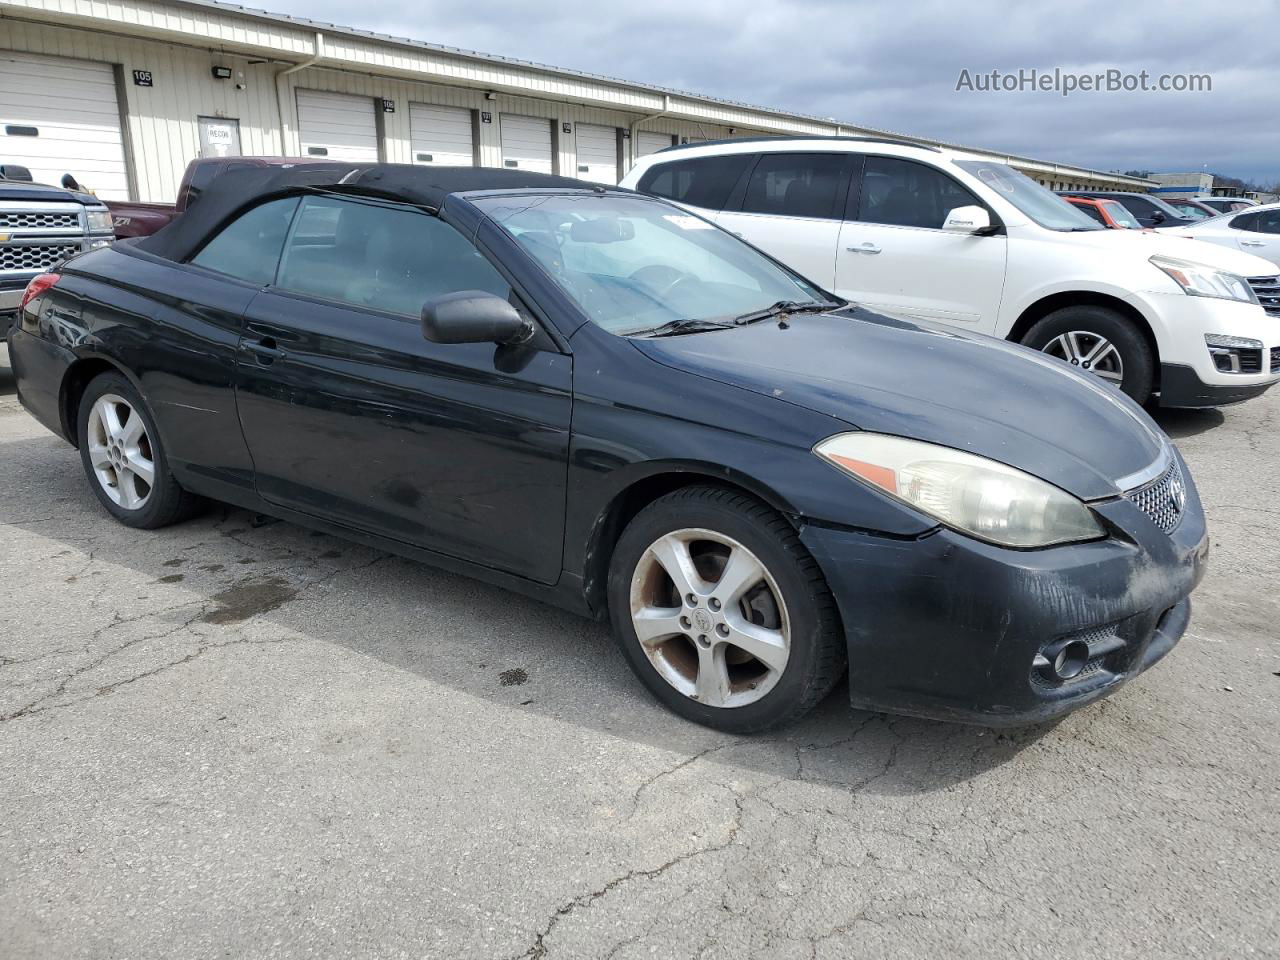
[1125,458,1186,534]
[0,242,79,273]
[0,211,79,230]
[1248,276,1280,318]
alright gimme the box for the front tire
[76,372,205,529]
[607,485,845,733]
[1020,305,1155,404]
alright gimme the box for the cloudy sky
[268,0,1279,185]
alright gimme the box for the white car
[1173,202,1280,265]
[1191,196,1258,215]
[620,138,1280,407]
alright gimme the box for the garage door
[500,115,553,174]
[575,124,618,184]
[637,131,676,158]
[410,103,473,166]
[296,90,378,163]
[0,51,129,199]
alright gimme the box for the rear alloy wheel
[86,394,155,511]
[608,485,845,732]
[1021,305,1155,404]
[76,372,206,529]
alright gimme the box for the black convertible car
[8,164,1207,731]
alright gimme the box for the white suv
[620,138,1280,407]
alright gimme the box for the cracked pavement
[1,346,1277,959]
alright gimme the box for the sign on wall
[131,69,153,87]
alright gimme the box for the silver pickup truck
[1,165,115,339]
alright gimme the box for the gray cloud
[269,0,1280,184]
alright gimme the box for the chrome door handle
[1241,240,1265,246]
[846,243,881,255]
[244,337,285,364]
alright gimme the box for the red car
[1063,195,1144,229]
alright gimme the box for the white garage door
[500,115,553,174]
[296,90,378,163]
[0,51,129,199]
[410,103,473,166]
[575,124,618,184]
[637,131,676,158]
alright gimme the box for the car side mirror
[421,291,532,345]
[61,173,81,191]
[942,205,992,234]
[1150,211,1166,224]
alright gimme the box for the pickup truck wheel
[1020,306,1154,404]
[77,372,205,529]
[607,485,845,733]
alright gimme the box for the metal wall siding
[1,0,1157,196]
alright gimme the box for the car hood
[0,179,99,205]
[634,308,1168,501]
[1053,225,1278,275]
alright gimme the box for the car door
[1229,210,1280,264]
[232,193,573,584]
[834,155,1007,333]
[713,152,855,291]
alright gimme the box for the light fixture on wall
[485,90,497,101]
[211,65,233,80]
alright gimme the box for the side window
[739,153,847,220]
[1255,210,1280,234]
[857,156,981,229]
[274,195,511,316]
[636,155,752,211]
[1230,212,1259,231]
[1073,202,1107,225]
[190,196,300,285]
[1121,197,1157,216]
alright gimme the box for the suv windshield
[471,193,829,335]
[953,160,1104,231]
[1101,200,1142,228]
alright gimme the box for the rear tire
[1020,305,1155,404]
[607,485,845,733]
[76,372,206,529]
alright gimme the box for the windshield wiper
[732,299,844,325]
[631,318,738,338]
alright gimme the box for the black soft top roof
[135,163,605,262]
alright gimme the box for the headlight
[1150,255,1258,304]
[813,433,1105,548]
[86,209,114,233]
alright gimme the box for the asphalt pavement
[1,344,1276,959]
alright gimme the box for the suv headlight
[1150,255,1258,304]
[814,433,1105,548]
[86,209,114,234]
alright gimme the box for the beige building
[0,0,1157,203]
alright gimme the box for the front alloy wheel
[630,528,790,708]
[1041,330,1124,386]
[608,485,845,732]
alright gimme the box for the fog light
[1033,638,1092,683]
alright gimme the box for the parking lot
[0,342,1276,959]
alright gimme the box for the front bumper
[1130,292,1280,402]
[800,454,1208,726]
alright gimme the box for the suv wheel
[607,485,845,732]
[1021,305,1155,404]
[77,372,206,529]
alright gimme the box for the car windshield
[1102,200,1142,228]
[1169,202,1210,220]
[952,160,1104,231]
[471,193,830,335]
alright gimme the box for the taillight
[18,273,59,311]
